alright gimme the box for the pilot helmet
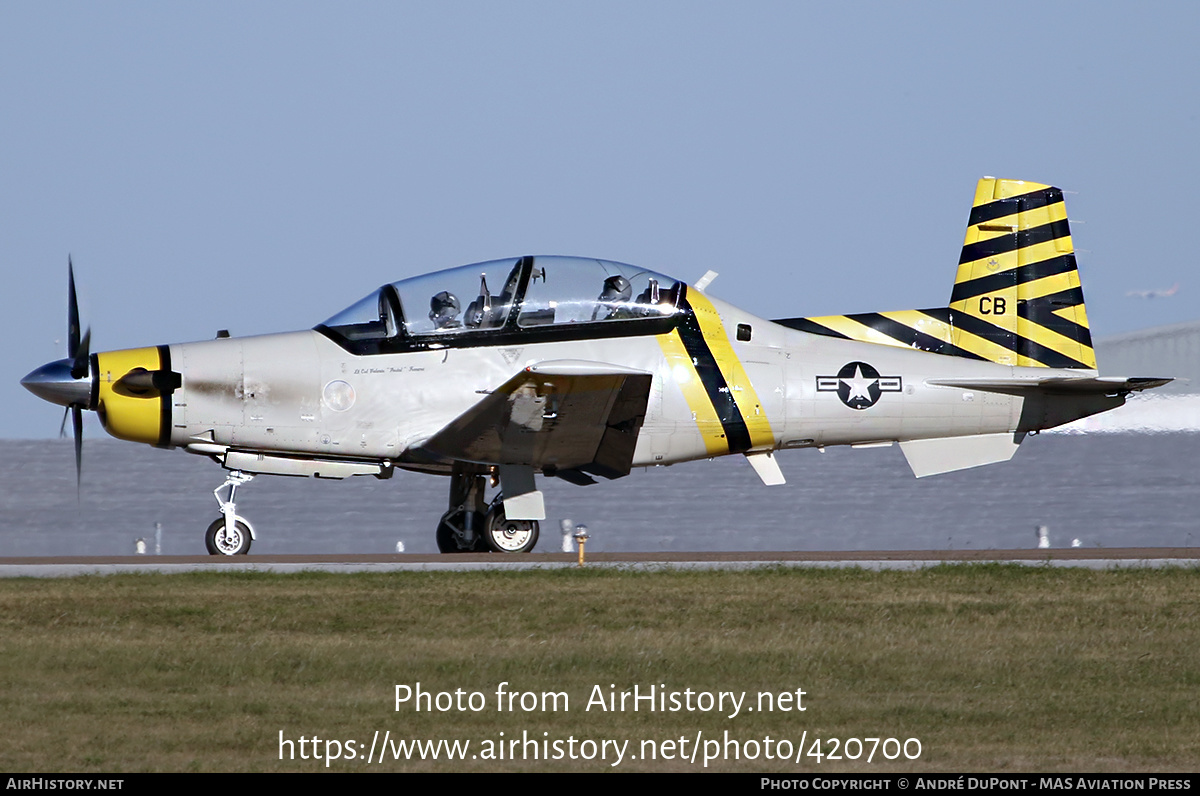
[429,290,461,326]
[599,275,632,303]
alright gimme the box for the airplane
[21,177,1170,556]
[1126,283,1179,299]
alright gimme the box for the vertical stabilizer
[777,177,1097,370]
[948,178,1095,369]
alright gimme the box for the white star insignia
[841,364,876,401]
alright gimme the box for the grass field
[1,565,1197,772]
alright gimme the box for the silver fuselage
[161,293,1099,475]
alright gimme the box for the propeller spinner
[21,259,95,489]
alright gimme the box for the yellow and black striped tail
[778,178,1096,370]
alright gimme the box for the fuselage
[92,287,1106,480]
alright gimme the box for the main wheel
[205,517,252,556]
[484,504,539,553]
[436,510,487,553]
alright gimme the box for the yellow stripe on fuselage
[681,291,775,451]
[804,313,910,348]
[657,328,729,456]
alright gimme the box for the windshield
[319,287,397,342]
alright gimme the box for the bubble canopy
[318,256,683,349]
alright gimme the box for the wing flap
[422,360,654,478]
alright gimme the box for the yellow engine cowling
[95,346,175,447]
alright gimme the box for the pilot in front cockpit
[429,291,462,329]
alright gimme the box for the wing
[421,360,654,482]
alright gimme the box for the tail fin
[778,177,1097,370]
[949,178,1094,368]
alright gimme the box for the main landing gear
[436,463,540,553]
[206,471,256,556]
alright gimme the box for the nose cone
[21,359,94,408]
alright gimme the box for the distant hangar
[1097,319,1199,395]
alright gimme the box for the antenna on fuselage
[693,270,719,293]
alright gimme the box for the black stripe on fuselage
[853,311,989,361]
[774,311,988,362]
[949,253,1079,304]
[959,218,1071,265]
[88,353,100,412]
[967,187,1061,227]
[772,317,852,339]
[156,345,173,449]
[677,298,753,454]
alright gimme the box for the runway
[1,548,1196,577]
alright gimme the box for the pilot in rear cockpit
[593,274,633,321]
[429,291,462,329]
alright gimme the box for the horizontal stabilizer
[927,376,1171,396]
[899,433,1021,477]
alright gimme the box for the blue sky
[4,2,1198,438]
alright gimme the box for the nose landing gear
[206,471,256,556]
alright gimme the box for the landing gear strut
[437,463,539,553]
[207,470,256,556]
[437,463,488,553]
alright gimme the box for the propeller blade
[68,257,81,361]
[59,406,70,439]
[71,327,91,380]
[67,259,88,494]
[72,405,83,495]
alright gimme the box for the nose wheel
[206,517,252,555]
